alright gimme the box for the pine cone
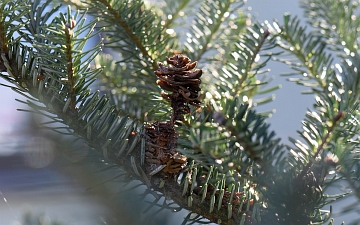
[144,55,202,177]
[144,121,187,177]
[155,54,202,125]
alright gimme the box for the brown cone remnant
[144,121,187,176]
[144,55,202,177]
[155,54,202,125]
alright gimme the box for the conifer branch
[184,0,246,63]
[271,15,330,90]
[238,29,270,91]
[296,111,345,182]
[301,0,360,53]
[161,0,190,30]
[64,20,77,110]
[0,22,8,57]
[193,1,232,62]
[96,0,158,70]
[2,1,360,224]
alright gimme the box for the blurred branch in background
[0,111,170,225]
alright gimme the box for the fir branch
[264,12,360,223]
[160,0,191,30]
[73,0,178,121]
[193,0,233,62]
[94,53,162,122]
[267,15,333,91]
[2,1,360,224]
[1,3,254,224]
[236,27,271,94]
[0,1,141,177]
[207,23,278,110]
[82,0,173,72]
[20,0,61,45]
[184,0,246,63]
[0,9,9,55]
[0,0,29,75]
[301,0,360,53]
[64,19,76,110]
[200,102,282,173]
[96,0,158,69]
[296,111,345,182]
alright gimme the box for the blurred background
[0,0,358,224]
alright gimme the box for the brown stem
[238,29,270,91]
[0,10,9,72]
[0,16,8,54]
[296,111,345,180]
[64,26,76,111]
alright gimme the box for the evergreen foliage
[0,0,360,224]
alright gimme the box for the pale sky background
[245,0,313,144]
